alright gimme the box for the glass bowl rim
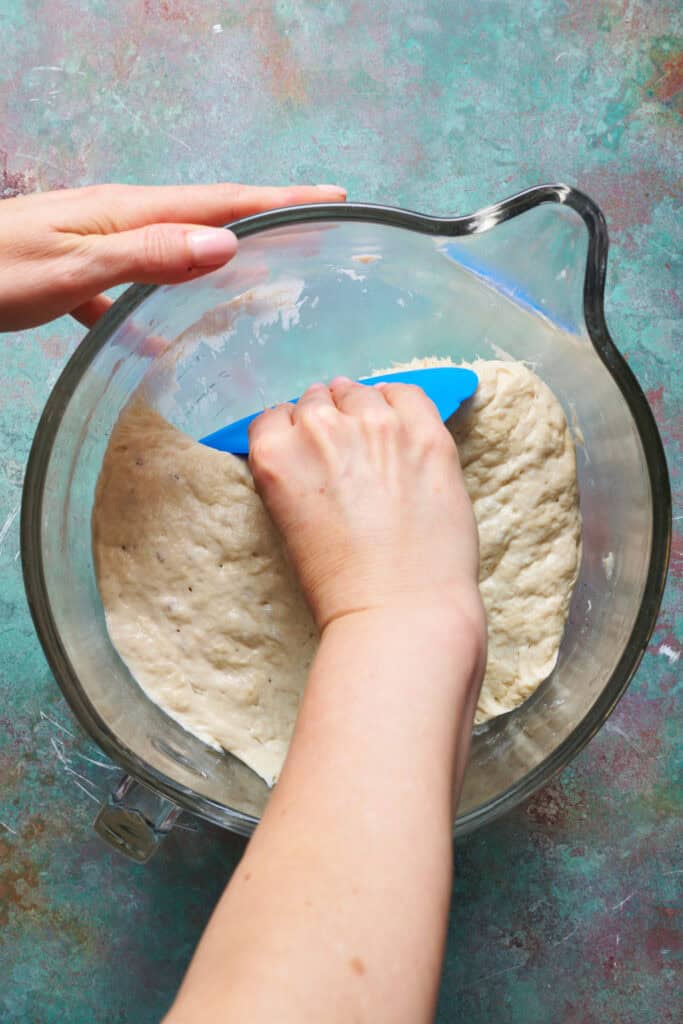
[21,183,672,837]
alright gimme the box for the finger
[70,294,112,328]
[375,382,444,424]
[248,402,295,447]
[292,382,336,422]
[65,182,347,233]
[112,317,171,357]
[330,377,389,417]
[69,301,169,354]
[327,376,354,408]
[83,223,238,290]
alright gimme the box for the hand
[0,182,346,331]
[249,377,484,635]
[177,377,486,1024]
[174,380,486,1024]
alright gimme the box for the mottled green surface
[1,2,681,1022]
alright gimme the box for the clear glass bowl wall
[23,199,669,836]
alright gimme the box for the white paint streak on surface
[552,925,580,946]
[15,152,63,172]
[611,891,637,912]
[458,958,527,991]
[0,504,19,548]
[604,720,644,753]
[658,643,680,665]
[30,65,86,76]
[39,710,75,738]
[49,736,103,803]
[110,92,191,152]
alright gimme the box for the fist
[249,378,483,634]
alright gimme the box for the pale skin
[166,380,486,1024]
[0,181,346,329]
[3,181,486,1024]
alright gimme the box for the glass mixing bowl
[22,185,671,861]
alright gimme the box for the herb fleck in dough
[93,359,581,784]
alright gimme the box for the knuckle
[249,436,285,479]
[422,424,456,457]
[298,402,336,429]
[83,183,126,204]
[362,405,395,429]
[104,183,133,207]
[75,184,105,203]
[387,382,421,400]
[51,240,95,290]
[411,383,439,413]
[141,223,178,273]
[295,404,317,425]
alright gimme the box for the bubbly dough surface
[93,360,581,783]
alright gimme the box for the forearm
[167,605,483,1024]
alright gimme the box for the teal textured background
[1,2,681,1021]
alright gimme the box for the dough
[92,360,581,783]
[388,358,582,722]
[92,401,317,784]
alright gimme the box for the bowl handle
[94,774,182,862]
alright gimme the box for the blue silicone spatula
[199,366,478,455]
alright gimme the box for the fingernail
[329,375,352,386]
[187,228,238,266]
[315,184,347,197]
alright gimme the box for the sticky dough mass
[92,359,581,784]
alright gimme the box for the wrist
[319,595,486,695]
[319,582,485,643]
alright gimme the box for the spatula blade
[200,367,478,455]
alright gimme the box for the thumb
[86,223,238,288]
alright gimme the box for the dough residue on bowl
[92,359,581,784]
